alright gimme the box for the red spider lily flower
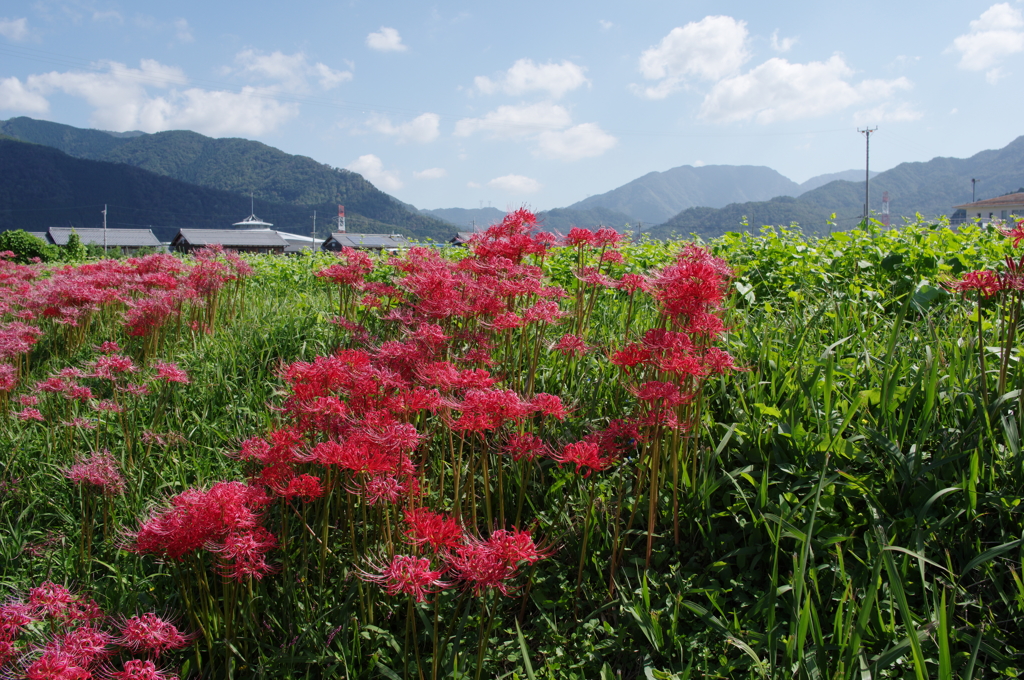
[211,527,278,581]
[54,626,114,666]
[577,266,613,287]
[316,247,374,286]
[950,269,1001,297]
[108,659,179,680]
[357,555,450,602]
[404,507,464,551]
[488,312,524,331]
[633,381,693,408]
[93,400,123,414]
[646,244,732,322]
[62,417,97,430]
[485,529,548,566]
[530,393,567,420]
[443,544,515,596]
[553,334,588,358]
[27,583,102,623]
[592,228,623,248]
[353,473,414,506]
[64,451,126,497]
[0,363,16,392]
[553,441,612,477]
[23,649,91,680]
[95,341,121,354]
[1002,219,1024,248]
[565,227,597,247]
[119,383,150,398]
[15,408,44,422]
[117,613,189,657]
[600,250,625,265]
[0,640,17,667]
[17,394,39,407]
[92,354,138,380]
[279,474,323,502]
[0,601,35,639]
[610,343,653,369]
[152,362,189,384]
[502,433,549,462]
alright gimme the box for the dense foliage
[1,215,1023,679]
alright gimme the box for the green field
[1,213,1022,679]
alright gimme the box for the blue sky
[1,1,1022,212]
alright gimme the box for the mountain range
[0,117,454,241]
[2,116,1022,242]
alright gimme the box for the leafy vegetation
[1,214,1022,679]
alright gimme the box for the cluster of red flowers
[64,451,126,496]
[949,219,1024,297]
[0,582,189,680]
[358,508,547,601]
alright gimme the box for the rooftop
[48,227,161,248]
[953,192,1024,209]
[173,229,288,247]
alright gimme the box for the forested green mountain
[0,117,454,240]
[650,135,1024,239]
[0,138,443,241]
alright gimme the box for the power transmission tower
[858,127,877,224]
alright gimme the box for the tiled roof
[327,233,411,249]
[953,192,1024,209]
[25,232,50,243]
[172,229,288,247]
[48,227,161,247]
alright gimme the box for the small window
[1002,210,1009,219]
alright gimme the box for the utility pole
[311,210,317,254]
[858,127,877,225]
[102,204,107,253]
[972,178,977,203]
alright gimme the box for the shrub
[0,229,57,263]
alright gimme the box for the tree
[0,229,57,263]
[60,229,88,262]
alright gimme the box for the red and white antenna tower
[337,205,346,233]
[881,191,890,227]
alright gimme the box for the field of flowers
[1,211,1022,679]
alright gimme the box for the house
[953,192,1024,224]
[171,229,287,254]
[449,232,477,246]
[321,233,411,251]
[47,227,161,254]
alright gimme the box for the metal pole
[972,178,977,203]
[312,210,317,254]
[102,204,107,253]
[858,127,877,224]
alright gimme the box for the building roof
[48,227,161,248]
[327,233,411,249]
[25,232,49,243]
[172,229,288,247]
[953,192,1024,210]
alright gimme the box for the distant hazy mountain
[566,164,802,225]
[798,169,877,194]
[423,205,635,234]
[0,138,420,241]
[650,136,1024,240]
[0,117,454,240]
[420,207,506,230]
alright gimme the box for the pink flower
[358,555,450,602]
[553,441,609,476]
[15,408,44,422]
[109,659,179,680]
[553,334,587,358]
[153,361,189,384]
[404,507,464,551]
[117,614,189,657]
[64,451,126,496]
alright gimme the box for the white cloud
[535,123,617,161]
[233,50,352,93]
[368,112,440,144]
[950,3,1024,81]
[635,15,750,99]
[24,60,297,136]
[474,59,588,99]
[852,101,923,125]
[467,181,481,188]
[0,17,29,40]
[315,62,353,89]
[698,55,911,124]
[454,102,572,138]
[488,174,541,194]
[599,20,613,31]
[366,27,407,52]
[770,30,796,53]
[455,102,616,161]
[346,154,403,191]
[414,167,447,180]
[174,18,193,43]
[0,77,49,113]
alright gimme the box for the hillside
[0,117,454,240]
[650,135,1024,239]
[566,164,802,224]
[797,169,876,193]
[0,138,430,241]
